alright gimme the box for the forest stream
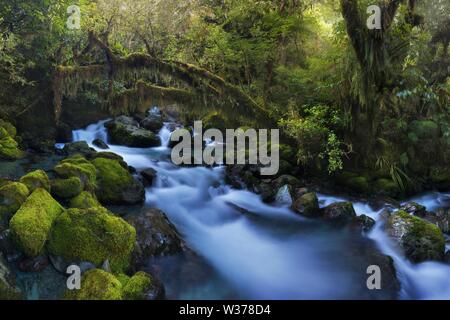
[56,118,450,300]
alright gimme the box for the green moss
[10,189,64,257]
[20,170,51,193]
[90,158,134,204]
[430,166,450,189]
[0,127,24,160]
[374,178,400,198]
[54,156,97,189]
[66,269,122,300]
[394,211,445,262]
[122,271,152,300]
[0,120,17,138]
[51,177,82,199]
[346,176,370,193]
[69,191,101,209]
[48,207,136,272]
[0,182,30,222]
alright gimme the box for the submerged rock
[352,214,376,232]
[385,210,445,263]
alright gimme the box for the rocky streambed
[0,110,449,300]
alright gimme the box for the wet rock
[141,168,157,187]
[257,182,276,203]
[105,117,161,148]
[56,122,72,143]
[0,229,22,262]
[445,251,450,264]
[385,210,445,263]
[275,185,293,206]
[92,139,109,150]
[0,253,22,299]
[62,141,96,157]
[292,192,319,217]
[400,202,426,217]
[126,209,185,269]
[352,214,376,232]
[320,202,357,224]
[140,116,163,133]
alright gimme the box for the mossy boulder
[48,207,136,272]
[10,189,64,257]
[69,191,101,209]
[51,177,83,199]
[66,269,123,300]
[122,271,153,300]
[0,127,24,161]
[54,155,97,189]
[386,210,445,263]
[292,192,319,217]
[0,182,30,222]
[374,178,400,198]
[19,170,50,193]
[62,141,96,157]
[91,157,145,205]
[105,118,161,148]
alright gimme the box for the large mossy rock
[62,141,96,157]
[0,182,30,222]
[19,170,50,193]
[0,126,24,161]
[91,157,145,205]
[0,254,22,300]
[69,191,101,209]
[105,117,161,148]
[54,155,97,189]
[48,207,136,272]
[10,189,64,257]
[51,177,83,199]
[430,166,450,190]
[126,209,184,267]
[336,172,370,194]
[66,269,123,300]
[386,210,445,263]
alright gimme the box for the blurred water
[71,119,450,300]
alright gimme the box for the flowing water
[71,119,450,300]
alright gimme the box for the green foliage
[279,104,347,174]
